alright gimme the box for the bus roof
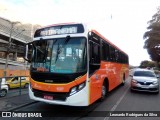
[35,23,128,56]
[91,29,128,56]
[40,22,79,29]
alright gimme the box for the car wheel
[24,83,29,88]
[0,89,7,97]
[100,82,107,101]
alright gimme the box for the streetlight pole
[4,21,24,77]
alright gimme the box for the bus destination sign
[34,24,84,37]
[40,27,77,36]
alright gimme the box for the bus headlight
[69,82,86,96]
[78,82,85,90]
[70,87,77,95]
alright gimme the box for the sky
[0,0,159,66]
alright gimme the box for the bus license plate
[43,95,53,100]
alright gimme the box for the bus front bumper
[29,86,89,106]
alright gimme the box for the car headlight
[69,82,86,96]
[153,81,158,85]
[131,79,137,84]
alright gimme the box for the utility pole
[4,21,25,77]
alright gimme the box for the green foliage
[143,7,160,63]
[139,60,156,68]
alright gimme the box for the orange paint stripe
[31,74,87,92]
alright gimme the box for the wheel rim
[0,90,7,97]
[102,85,106,99]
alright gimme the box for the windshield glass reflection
[31,37,87,73]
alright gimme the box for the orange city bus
[25,23,129,106]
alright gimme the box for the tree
[139,60,149,68]
[139,60,156,68]
[143,7,160,66]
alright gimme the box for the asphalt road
[2,75,160,120]
[6,87,28,98]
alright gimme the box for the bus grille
[30,72,81,84]
[33,89,69,101]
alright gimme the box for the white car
[0,78,9,97]
[131,69,159,93]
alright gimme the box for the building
[0,17,40,71]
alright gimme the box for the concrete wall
[0,64,27,70]
[0,69,30,77]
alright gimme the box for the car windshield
[31,37,87,73]
[134,71,156,77]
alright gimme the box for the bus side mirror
[88,32,92,40]
[23,43,32,63]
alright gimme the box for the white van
[0,78,9,97]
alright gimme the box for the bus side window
[89,41,100,64]
[89,40,100,74]
[115,49,119,62]
[110,46,115,62]
[102,41,110,61]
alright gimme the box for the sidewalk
[0,93,37,111]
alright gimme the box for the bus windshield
[31,37,87,73]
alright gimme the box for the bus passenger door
[89,40,101,103]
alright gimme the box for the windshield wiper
[55,43,60,63]
[32,42,45,55]
[64,35,70,45]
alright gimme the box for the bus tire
[121,74,125,86]
[100,81,107,101]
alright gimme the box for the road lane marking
[104,84,130,120]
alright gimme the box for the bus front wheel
[100,82,107,101]
[121,74,125,86]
